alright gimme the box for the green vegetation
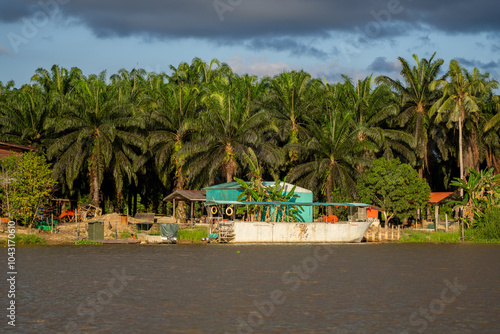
[400,230,461,243]
[451,168,500,241]
[357,158,431,222]
[177,227,208,242]
[120,230,132,239]
[74,239,103,245]
[0,152,55,227]
[1,234,47,245]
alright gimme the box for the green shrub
[177,227,208,242]
[120,231,132,239]
[472,206,500,240]
[75,239,103,245]
[8,234,47,245]
[400,230,461,243]
[463,207,500,242]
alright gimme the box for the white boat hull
[231,221,371,243]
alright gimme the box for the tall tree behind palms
[376,53,444,178]
[430,60,499,189]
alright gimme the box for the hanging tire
[211,206,218,215]
[226,206,233,216]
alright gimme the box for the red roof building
[0,141,36,158]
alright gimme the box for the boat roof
[203,181,312,193]
[205,200,369,207]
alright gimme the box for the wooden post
[377,224,381,241]
[190,201,194,226]
[115,219,118,239]
[445,214,449,233]
[434,204,439,232]
[173,199,176,219]
[391,226,394,240]
[385,224,388,240]
[460,208,465,241]
[76,210,79,241]
[397,225,400,240]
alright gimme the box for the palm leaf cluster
[0,55,499,213]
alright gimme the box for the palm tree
[267,70,320,161]
[47,72,146,206]
[180,73,277,186]
[30,65,82,117]
[148,80,200,190]
[376,53,445,178]
[0,85,50,148]
[483,94,500,173]
[484,94,500,133]
[0,80,15,102]
[287,107,373,211]
[430,60,499,187]
[190,57,232,85]
[338,75,416,168]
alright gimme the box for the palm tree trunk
[459,115,464,197]
[90,161,99,207]
[326,173,333,215]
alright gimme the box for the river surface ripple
[2,243,500,333]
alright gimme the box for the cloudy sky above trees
[1,0,499,85]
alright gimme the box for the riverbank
[0,223,210,246]
[2,224,500,245]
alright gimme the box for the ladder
[218,220,235,243]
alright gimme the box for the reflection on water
[3,243,500,333]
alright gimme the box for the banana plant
[450,167,500,227]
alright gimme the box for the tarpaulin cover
[160,223,179,238]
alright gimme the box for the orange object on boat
[324,215,338,223]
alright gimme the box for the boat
[205,200,374,243]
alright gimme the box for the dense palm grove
[1,54,499,214]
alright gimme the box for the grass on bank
[120,230,132,239]
[74,239,103,245]
[177,227,209,242]
[400,230,461,243]
[2,234,47,246]
[399,229,500,243]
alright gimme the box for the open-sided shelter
[203,181,314,222]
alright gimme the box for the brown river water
[2,243,500,333]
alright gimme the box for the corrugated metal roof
[205,200,369,207]
[163,190,206,202]
[203,181,312,193]
[428,192,455,204]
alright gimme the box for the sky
[0,0,499,86]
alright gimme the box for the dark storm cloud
[0,1,34,23]
[456,58,500,72]
[246,38,328,59]
[3,0,500,40]
[368,57,400,73]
